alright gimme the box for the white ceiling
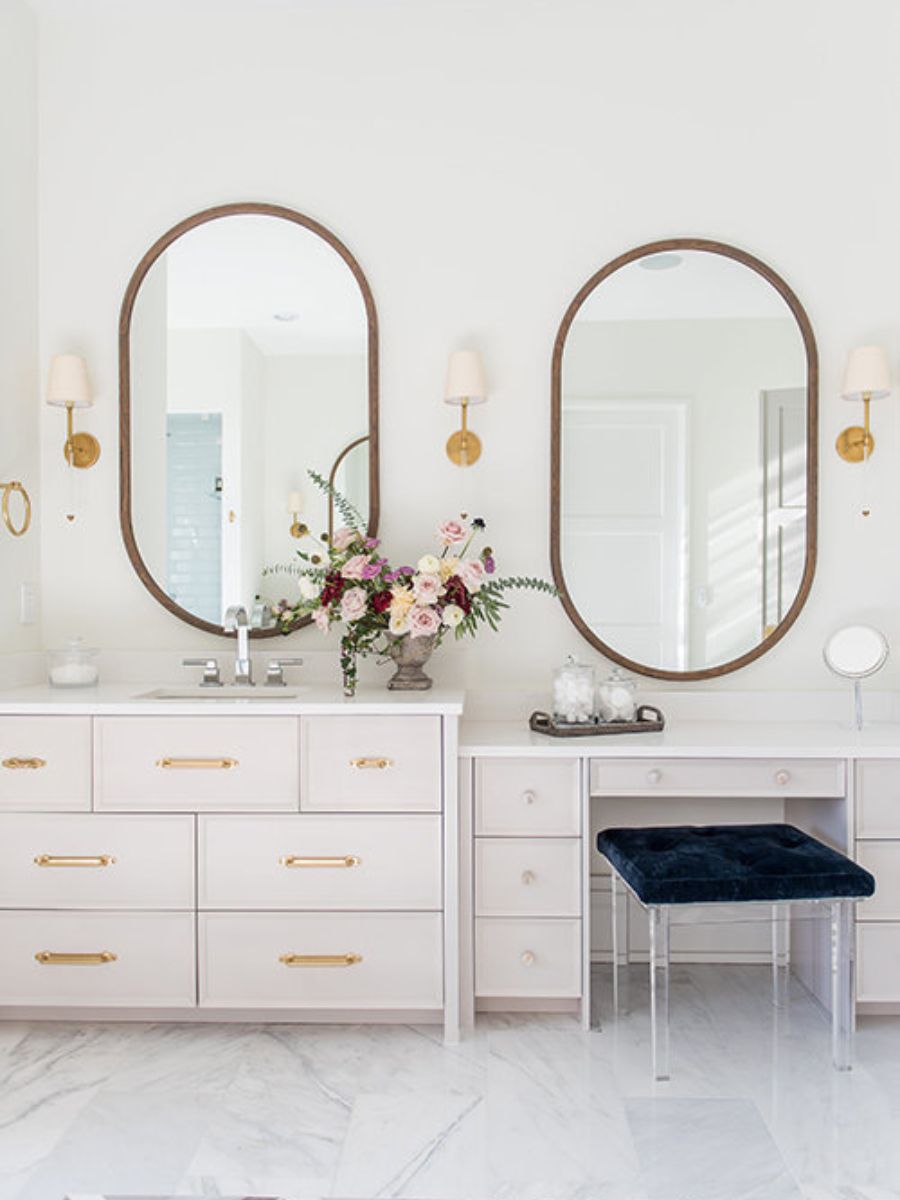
[576,250,795,323]
[158,213,368,356]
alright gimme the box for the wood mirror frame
[550,237,818,681]
[119,201,379,638]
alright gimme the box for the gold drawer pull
[2,757,46,770]
[35,951,117,966]
[280,855,361,869]
[34,854,116,868]
[156,757,239,770]
[350,757,393,770]
[279,953,362,968]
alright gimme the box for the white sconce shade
[842,345,891,401]
[46,354,93,409]
[444,350,487,406]
[287,491,303,514]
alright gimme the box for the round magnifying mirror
[824,624,889,730]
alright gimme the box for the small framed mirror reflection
[551,238,817,680]
[120,202,378,636]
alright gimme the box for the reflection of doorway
[166,412,223,624]
[761,389,806,636]
[562,400,688,669]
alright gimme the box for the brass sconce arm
[836,391,876,463]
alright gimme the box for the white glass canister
[48,638,100,688]
[552,656,596,725]
[597,667,637,722]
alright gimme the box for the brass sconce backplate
[446,428,482,466]
[65,431,101,470]
[835,426,874,464]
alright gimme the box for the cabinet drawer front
[0,815,194,909]
[591,757,844,798]
[475,758,580,836]
[199,912,443,1008]
[0,911,195,1007]
[301,716,441,812]
[475,838,581,917]
[95,717,299,811]
[856,762,900,838]
[856,842,900,920]
[857,922,900,1003]
[0,717,91,811]
[475,918,581,998]
[199,814,441,910]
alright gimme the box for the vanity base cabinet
[855,761,900,1008]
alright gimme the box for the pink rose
[408,604,442,639]
[413,573,444,604]
[313,606,330,634]
[332,527,360,551]
[341,554,369,580]
[438,519,468,546]
[341,586,367,623]
[459,559,485,593]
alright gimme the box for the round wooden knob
[775,769,791,786]
[521,869,536,886]
[522,790,536,805]
[646,768,662,785]
[521,950,536,966]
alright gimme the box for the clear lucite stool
[599,824,874,1082]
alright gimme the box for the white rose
[417,554,440,575]
[298,576,319,601]
[442,604,465,628]
[389,610,410,636]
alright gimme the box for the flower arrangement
[270,473,555,694]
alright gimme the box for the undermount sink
[136,686,305,701]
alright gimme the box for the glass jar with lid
[597,667,637,722]
[48,638,100,688]
[552,655,596,725]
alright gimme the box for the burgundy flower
[320,571,347,605]
[371,589,393,614]
[443,575,472,615]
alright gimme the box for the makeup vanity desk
[459,717,900,1029]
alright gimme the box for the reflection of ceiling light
[273,311,299,322]
[639,253,683,271]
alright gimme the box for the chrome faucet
[223,605,253,685]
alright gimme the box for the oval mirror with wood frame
[551,238,817,681]
[120,202,379,637]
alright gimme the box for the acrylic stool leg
[649,905,670,1081]
[831,899,854,1071]
[771,903,790,1009]
[611,870,623,1016]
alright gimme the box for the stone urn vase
[386,634,437,691]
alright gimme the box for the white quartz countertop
[0,683,465,717]
[459,718,900,759]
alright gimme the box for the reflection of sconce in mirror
[0,481,32,537]
[288,491,307,538]
[837,345,891,464]
[46,354,101,469]
[444,350,487,466]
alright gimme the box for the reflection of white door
[562,400,688,668]
[762,389,806,634]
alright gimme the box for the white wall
[0,0,39,654]
[34,0,900,693]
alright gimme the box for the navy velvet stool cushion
[596,823,876,906]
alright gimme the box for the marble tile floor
[1,965,899,1200]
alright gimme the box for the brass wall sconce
[46,354,101,469]
[444,350,488,466]
[837,345,891,464]
[0,480,31,537]
[287,491,307,538]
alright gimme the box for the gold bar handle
[35,951,117,966]
[349,757,393,770]
[34,854,116,869]
[280,854,361,869]
[279,953,362,968]
[156,757,239,770]
[2,757,46,770]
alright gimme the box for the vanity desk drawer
[857,923,900,1004]
[0,814,194,909]
[475,758,580,836]
[199,813,442,910]
[301,715,441,812]
[590,757,845,798]
[475,918,581,998]
[475,838,580,917]
[199,911,443,1009]
[856,842,900,921]
[856,761,900,838]
[0,717,92,811]
[0,911,195,1008]
[94,717,299,811]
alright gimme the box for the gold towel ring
[0,481,31,538]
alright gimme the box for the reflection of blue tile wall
[166,413,222,624]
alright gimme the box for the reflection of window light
[638,253,683,271]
